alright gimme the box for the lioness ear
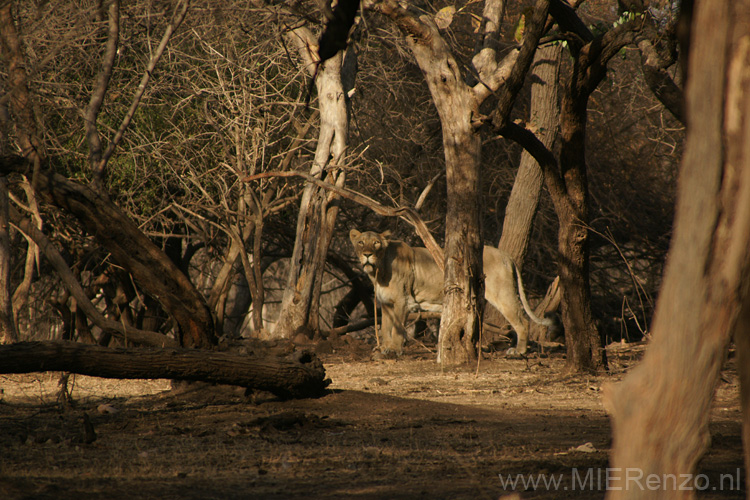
[381,230,391,242]
[349,229,361,245]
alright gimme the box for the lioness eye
[374,242,380,248]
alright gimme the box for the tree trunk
[0,341,330,399]
[400,20,484,366]
[605,1,750,498]
[498,44,561,266]
[370,0,551,365]
[272,31,350,339]
[548,34,612,373]
[439,119,484,366]
[557,192,602,371]
[0,177,17,343]
[554,90,605,372]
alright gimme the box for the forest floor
[0,337,744,500]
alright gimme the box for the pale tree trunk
[0,177,17,343]
[605,1,750,498]
[498,43,561,266]
[271,28,351,339]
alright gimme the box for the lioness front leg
[379,299,408,355]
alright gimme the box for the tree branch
[93,0,189,191]
[366,0,434,44]
[9,205,177,348]
[244,170,445,271]
[85,0,119,173]
[496,122,570,213]
[488,0,551,128]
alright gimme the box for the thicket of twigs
[2,0,683,346]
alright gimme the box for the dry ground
[0,339,744,500]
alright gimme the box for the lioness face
[349,229,390,276]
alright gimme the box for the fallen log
[0,341,330,399]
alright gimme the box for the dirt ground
[0,338,744,500]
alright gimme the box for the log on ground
[0,341,330,399]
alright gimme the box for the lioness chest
[375,245,443,313]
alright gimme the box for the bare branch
[245,170,445,271]
[487,0,551,128]
[414,172,441,211]
[366,0,434,43]
[9,206,177,347]
[93,0,190,190]
[85,0,119,171]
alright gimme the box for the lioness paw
[505,347,527,358]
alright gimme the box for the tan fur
[350,229,553,356]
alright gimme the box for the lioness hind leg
[500,302,530,355]
[485,264,530,355]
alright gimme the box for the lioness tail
[514,265,555,327]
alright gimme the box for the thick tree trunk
[605,2,750,498]
[401,20,484,366]
[272,31,350,339]
[439,120,484,365]
[0,341,330,399]
[1,157,215,348]
[557,196,602,371]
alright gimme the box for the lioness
[350,229,553,356]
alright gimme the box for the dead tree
[0,2,215,348]
[605,1,750,498]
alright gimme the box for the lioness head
[349,229,390,276]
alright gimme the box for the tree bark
[401,11,484,366]
[272,28,350,339]
[0,341,330,399]
[532,11,641,373]
[0,177,17,343]
[605,1,750,498]
[498,44,561,266]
